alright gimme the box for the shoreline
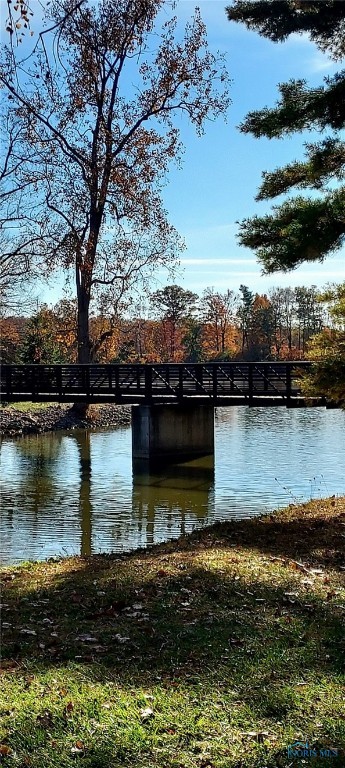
[2,494,345,570]
[0,402,131,438]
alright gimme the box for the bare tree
[0,0,230,362]
[0,231,37,316]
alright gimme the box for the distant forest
[1,283,343,366]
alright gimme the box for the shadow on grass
[2,503,345,766]
[2,522,344,674]
[205,502,345,572]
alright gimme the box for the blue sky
[10,0,344,304]
[156,0,344,296]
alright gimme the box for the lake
[1,406,344,565]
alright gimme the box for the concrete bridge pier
[132,404,214,464]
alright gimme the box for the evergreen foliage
[20,310,64,364]
[227,1,345,61]
[227,1,345,272]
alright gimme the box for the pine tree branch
[257,138,345,199]
[238,189,345,272]
[227,1,345,60]
[240,72,345,138]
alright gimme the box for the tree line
[1,282,342,368]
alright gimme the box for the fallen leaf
[0,745,12,756]
[113,634,130,644]
[36,710,53,728]
[242,730,268,742]
[289,560,309,574]
[140,706,154,721]
[71,740,85,755]
[0,660,18,672]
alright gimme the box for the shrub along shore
[1,497,344,767]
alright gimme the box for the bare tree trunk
[75,253,91,364]
[77,293,91,364]
[74,263,91,417]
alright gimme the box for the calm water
[1,407,344,565]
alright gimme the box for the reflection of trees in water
[73,431,92,557]
[1,430,93,558]
[1,428,216,561]
[0,432,70,563]
[0,432,65,525]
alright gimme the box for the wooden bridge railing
[0,361,314,405]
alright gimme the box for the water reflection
[132,456,214,545]
[1,407,344,564]
[0,429,215,562]
[76,432,92,557]
[2,432,64,513]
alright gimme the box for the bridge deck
[0,361,326,407]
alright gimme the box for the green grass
[0,402,57,412]
[1,497,344,767]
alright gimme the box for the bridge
[1,361,315,405]
[1,361,325,463]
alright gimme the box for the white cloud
[307,53,338,74]
[287,32,312,47]
[280,30,337,75]
[180,257,256,265]
[184,222,238,236]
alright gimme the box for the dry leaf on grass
[140,706,154,721]
[0,745,12,756]
[113,633,130,644]
[71,740,85,755]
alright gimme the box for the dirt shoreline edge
[0,403,131,438]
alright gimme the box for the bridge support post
[132,405,214,464]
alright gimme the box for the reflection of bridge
[1,362,324,463]
[2,361,313,405]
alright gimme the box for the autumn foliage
[1,282,339,367]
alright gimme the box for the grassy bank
[1,498,344,767]
[0,402,56,412]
